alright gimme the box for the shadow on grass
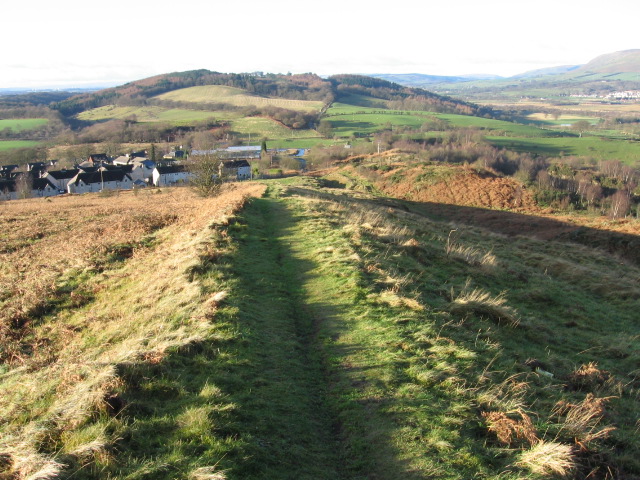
[97,196,421,480]
[290,184,640,266]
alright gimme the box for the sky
[2,0,639,89]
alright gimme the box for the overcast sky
[2,0,638,89]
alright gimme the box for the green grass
[0,140,41,151]
[324,104,564,139]
[489,134,640,163]
[155,85,324,112]
[0,118,49,132]
[232,116,321,140]
[76,105,224,124]
[2,178,638,478]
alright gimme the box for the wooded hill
[51,71,490,122]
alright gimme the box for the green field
[155,85,324,112]
[325,104,564,138]
[76,105,224,124]
[489,134,640,163]
[0,140,41,151]
[0,118,49,132]
[324,101,640,164]
[232,116,321,140]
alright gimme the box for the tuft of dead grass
[482,409,538,447]
[553,394,615,449]
[566,362,617,393]
[515,441,577,478]
[449,280,519,327]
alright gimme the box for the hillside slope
[577,49,640,73]
[1,178,638,479]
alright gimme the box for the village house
[1,165,19,178]
[0,175,59,200]
[221,159,251,180]
[132,159,156,183]
[43,169,79,191]
[0,179,16,200]
[27,162,47,175]
[31,177,60,197]
[152,165,193,187]
[87,153,110,164]
[67,170,133,194]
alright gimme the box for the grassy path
[215,187,421,479]
[214,193,346,479]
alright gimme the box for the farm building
[67,170,133,194]
[152,165,194,187]
[191,146,262,160]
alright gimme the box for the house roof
[32,177,57,191]
[222,159,250,168]
[102,164,133,173]
[71,170,131,186]
[113,155,131,165]
[46,169,79,180]
[134,160,156,169]
[155,165,187,175]
[226,146,261,152]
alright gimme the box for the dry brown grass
[482,409,539,447]
[0,183,266,479]
[553,394,615,449]
[566,362,615,393]
[515,441,577,478]
[449,280,520,327]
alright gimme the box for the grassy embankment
[1,176,639,478]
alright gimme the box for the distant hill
[368,73,502,87]
[52,70,489,121]
[575,49,640,73]
[369,50,640,99]
[511,64,580,79]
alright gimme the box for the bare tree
[186,154,223,197]
[608,190,631,219]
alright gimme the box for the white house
[67,170,133,194]
[31,177,60,197]
[131,160,156,183]
[152,165,194,187]
[0,176,59,200]
[43,169,79,191]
